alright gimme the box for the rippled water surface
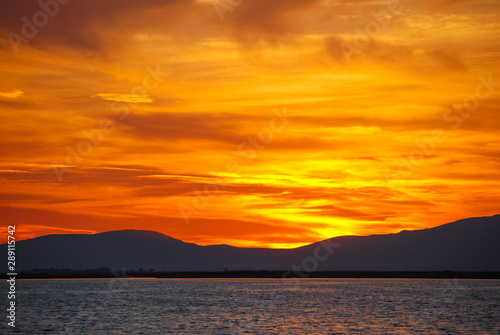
[6,278,500,334]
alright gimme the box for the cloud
[93,93,153,104]
[0,0,196,55]
[0,89,23,99]
[0,205,319,247]
[220,0,323,44]
[325,36,467,71]
[418,0,493,12]
[308,204,392,221]
[117,112,249,144]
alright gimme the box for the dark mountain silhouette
[3,214,500,272]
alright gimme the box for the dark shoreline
[3,270,500,280]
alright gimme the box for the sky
[0,0,499,248]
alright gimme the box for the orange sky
[1,0,499,248]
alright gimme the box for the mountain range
[2,214,500,272]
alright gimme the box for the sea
[4,278,500,334]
